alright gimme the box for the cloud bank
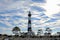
[0,0,60,35]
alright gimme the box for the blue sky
[0,0,60,35]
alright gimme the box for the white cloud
[42,0,60,18]
[0,0,60,35]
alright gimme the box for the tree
[45,27,52,35]
[0,34,2,36]
[45,27,52,33]
[12,26,20,36]
[37,29,43,36]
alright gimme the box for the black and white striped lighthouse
[27,11,35,36]
[28,11,32,32]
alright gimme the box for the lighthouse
[27,11,35,36]
[28,11,32,32]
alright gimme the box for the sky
[0,0,60,35]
